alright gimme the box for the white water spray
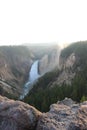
[20,60,40,99]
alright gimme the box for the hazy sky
[0,0,87,47]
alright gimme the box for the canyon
[0,44,60,99]
[0,42,87,130]
[24,41,87,112]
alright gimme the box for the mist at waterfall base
[20,60,40,99]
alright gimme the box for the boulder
[0,95,42,130]
[36,98,87,130]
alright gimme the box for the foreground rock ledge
[0,95,41,130]
[0,96,87,130]
[36,98,87,130]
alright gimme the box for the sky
[0,0,87,48]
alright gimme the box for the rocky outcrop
[0,80,20,99]
[39,47,60,75]
[50,53,76,87]
[59,53,76,69]
[0,95,41,130]
[36,98,87,130]
[1,96,87,130]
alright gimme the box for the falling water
[20,60,40,99]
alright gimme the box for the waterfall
[29,60,40,82]
[20,60,40,99]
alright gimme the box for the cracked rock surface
[36,98,87,130]
[0,95,41,130]
[0,96,87,130]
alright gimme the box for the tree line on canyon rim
[24,41,87,112]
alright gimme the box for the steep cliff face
[38,42,87,88]
[39,46,60,75]
[0,46,33,99]
[51,53,76,86]
[39,48,76,85]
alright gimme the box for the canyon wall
[39,46,60,75]
[0,46,34,98]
